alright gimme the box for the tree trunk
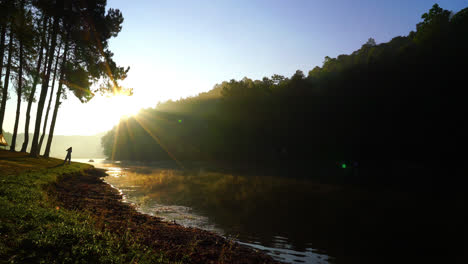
[0,25,6,105]
[10,0,25,151]
[30,16,59,157]
[44,41,68,158]
[10,32,24,151]
[0,28,13,134]
[38,44,61,151]
[0,24,5,74]
[21,16,48,152]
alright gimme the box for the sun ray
[133,114,184,169]
[111,121,122,161]
[61,80,95,97]
[125,118,135,142]
[135,110,221,163]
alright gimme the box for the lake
[74,158,459,264]
[74,158,337,263]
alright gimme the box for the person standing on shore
[64,147,72,165]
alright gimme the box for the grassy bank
[0,150,171,264]
[0,150,277,264]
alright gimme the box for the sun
[54,93,143,136]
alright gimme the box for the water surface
[75,159,335,264]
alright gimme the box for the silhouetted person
[64,147,72,165]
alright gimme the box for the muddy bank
[51,168,279,264]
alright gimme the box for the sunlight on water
[75,159,334,264]
[106,167,124,177]
[143,203,223,234]
[238,241,330,264]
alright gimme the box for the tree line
[0,0,128,157]
[102,4,467,186]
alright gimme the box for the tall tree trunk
[0,26,6,109]
[38,44,61,151]
[10,35,24,151]
[44,40,68,158]
[30,16,59,157]
[21,16,48,152]
[0,28,13,134]
[10,0,25,151]
[0,24,5,74]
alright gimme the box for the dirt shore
[51,167,279,264]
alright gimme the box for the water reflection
[239,241,330,264]
[74,159,335,264]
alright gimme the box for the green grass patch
[0,151,172,264]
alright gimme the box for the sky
[2,0,467,136]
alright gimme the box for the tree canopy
[0,0,129,155]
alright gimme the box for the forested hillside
[102,5,467,187]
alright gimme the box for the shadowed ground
[0,149,65,175]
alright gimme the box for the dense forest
[102,4,467,189]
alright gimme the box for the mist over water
[75,159,334,263]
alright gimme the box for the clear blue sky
[107,0,467,100]
[3,0,467,136]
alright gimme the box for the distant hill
[1,132,105,159]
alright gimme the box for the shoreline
[3,150,464,263]
[52,167,279,264]
[93,160,465,264]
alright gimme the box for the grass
[0,149,173,264]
